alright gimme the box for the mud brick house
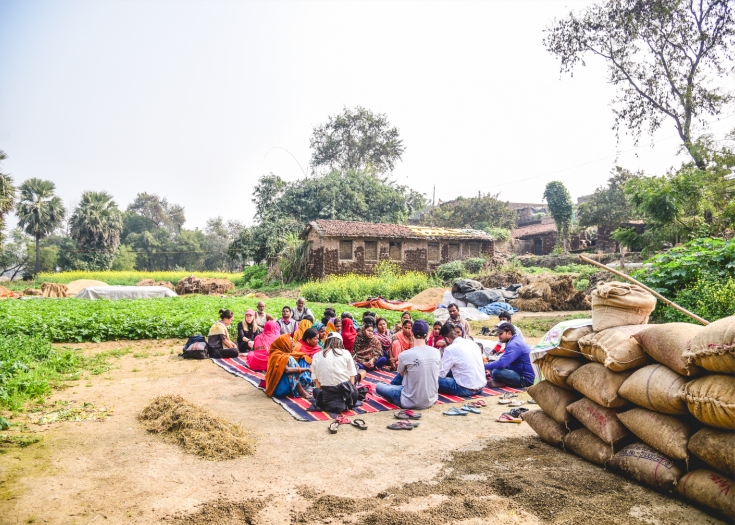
[511,216,591,255]
[302,220,494,278]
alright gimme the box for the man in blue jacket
[485,322,535,388]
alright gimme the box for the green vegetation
[240,264,267,288]
[663,276,735,323]
[301,262,438,304]
[0,295,434,345]
[33,270,241,286]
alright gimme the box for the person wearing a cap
[375,319,441,410]
[436,323,487,397]
[498,312,525,343]
[485,322,535,388]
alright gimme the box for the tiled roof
[303,220,493,241]
[511,222,557,238]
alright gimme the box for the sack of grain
[527,380,582,425]
[634,322,704,376]
[548,324,594,358]
[617,408,696,461]
[687,427,735,475]
[608,442,683,492]
[618,364,689,415]
[591,281,657,332]
[539,355,586,390]
[578,325,652,372]
[41,282,68,298]
[566,363,633,408]
[566,397,629,444]
[563,428,621,466]
[522,410,568,446]
[683,316,735,374]
[679,374,735,430]
[676,469,735,520]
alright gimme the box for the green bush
[463,258,486,273]
[663,276,735,323]
[436,261,467,281]
[241,264,267,288]
[574,279,589,291]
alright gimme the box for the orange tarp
[350,297,437,313]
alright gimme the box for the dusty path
[0,339,725,524]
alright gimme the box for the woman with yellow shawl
[265,334,313,398]
[292,319,313,342]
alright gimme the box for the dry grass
[138,395,256,460]
[509,274,591,312]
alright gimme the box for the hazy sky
[1,0,734,231]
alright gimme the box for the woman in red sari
[341,318,357,352]
[246,320,280,371]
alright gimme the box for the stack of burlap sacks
[525,281,734,520]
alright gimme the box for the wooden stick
[578,254,710,326]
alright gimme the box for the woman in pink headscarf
[246,320,280,371]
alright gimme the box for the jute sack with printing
[566,362,633,408]
[608,442,683,492]
[617,364,689,415]
[676,469,735,520]
[527,380,582,425]
[566,397,629,444]
[548,324,594,357]
[634,322,704,376]
[679,374,735,430]
[591,281,657,332]
[578,325,652,372]
[687,427,735,475]
[538,355,586,390]
[617,408,697,461]
[563,428,623,466]
[683,316,735,375]
[522,410,568,447]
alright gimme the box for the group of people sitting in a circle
[207,297,535,411]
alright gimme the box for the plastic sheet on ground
[433,307,490,322]
[349,296,437,312]
[478,302,518,316]
[75,286,178,300]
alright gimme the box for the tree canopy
[428,193,517,231]
[67,191,124,271]
[16,178,65,274]
[543,181,574,253]
[578,167,641,228]
[545,0,735,168]
[0,150,15,247]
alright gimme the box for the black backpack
[182,335,208,359]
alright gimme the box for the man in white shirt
[437,323,486,397]
[292,297,315,323]
[254,301,274,329]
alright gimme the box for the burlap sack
[566,397,629,444]
[608,442,683,491]
[548,324,594,357]
[578,325,652,372]
[591,281,657,332]
[679,374,735,430]
[687,427,735,475]
[617,408,695,460]
[683,316,735,374]
[566,363,633,408]
[617,364,689,415]
[527,380,582,425]
[634,322,704,376]
[539,356,586,390]
[676,469,735,520]
[522,410,568,447]
[563,428,620,466]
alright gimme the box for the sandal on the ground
[495,414,522,423]
[335,416,351,425]
[498,398,512,405]
[395,410,422,420]
[387,421,418,430]
[328,421,340,434]
[509,400,525,407]
[502,392,518,399]
[527,399,537,404]
[460,404,481,414]
[351,418,367,430]
[443,407,468,416]
[470,400,487,407]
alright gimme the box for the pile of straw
[139,395,256,460]
[509,274,591,312]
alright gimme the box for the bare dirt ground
[0,339,726,525]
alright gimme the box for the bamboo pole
[578,254,710,326]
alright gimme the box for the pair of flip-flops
[499,399,525,407]
[329,416,367,434]
[495,407,529,423]
[387,420,420,430]
[395,410,421,420]
[442,404,480,416]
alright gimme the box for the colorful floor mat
[212,357,525,422]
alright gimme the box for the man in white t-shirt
[437,323,486,397]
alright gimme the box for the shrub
[663,276,735,323]
[436,261,467,282]
[574,279,589,291]
[241,264,267,288]
[463,258,486,273]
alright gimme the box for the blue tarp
[478,302,518,315]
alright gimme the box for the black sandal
[328,421,340,434]
[351,418,367,430]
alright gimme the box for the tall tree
[543,181,574,254]
[69,191,124,271]
[309,107,405,177]
[127,193,185,233]
[0,150,16,246]
[578,167,641,228]
[545,0,735,169]
[16,178,65,274]
[429,193,517,231]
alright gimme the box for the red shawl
[341,320,357,352]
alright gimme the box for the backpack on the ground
[182,335,208,359]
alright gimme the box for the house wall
[305,232,494,278]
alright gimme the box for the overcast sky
[1,0,734,231]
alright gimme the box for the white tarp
[75,286,177,300]
[432,306,490,322]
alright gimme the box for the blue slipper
[443,407,467,416]
[460,405,481,414]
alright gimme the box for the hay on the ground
[138,394,256,460]
[65,279,108,295]
[42,282,69,298]
[254,292,268,299]
[477,270,524,289]
[23,288,42,296]
[175,275,234,295]
[509,298,553,312]
[408,287,448,305]
[512,274,591,311]
[518,281,552,302]
[137,279,174,290]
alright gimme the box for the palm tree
[70,191,123,252]
[0,150,16,246]
[16,178,65,275]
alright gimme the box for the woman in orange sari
[292,319,313,342]
[389,318,414,370]
[265,334,313,399]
